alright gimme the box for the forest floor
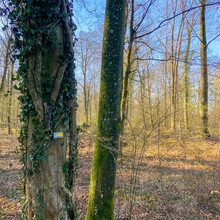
[0,131,220,219]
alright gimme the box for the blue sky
[73,0,220,60]
[73,0,105,33]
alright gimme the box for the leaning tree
[8,0,78,219]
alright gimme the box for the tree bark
[85,0,126,219]
[170,1,185,131]
[119,0,134,159]
[12,1,77,219]
[170,13,176,130]
[0,35,11,94]
[183,31,190,131]
[199,0,209,136]
[8,61,14,134]
[183,16,194,131]
[139,70,147,129]
[164,42,168,128]
[146,63,154,128]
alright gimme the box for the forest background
[0,0,220,219]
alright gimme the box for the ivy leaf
[12,75,18,81]
[44,135,50,141]
[34,144,40,150]
[29,153,34,161]
[43,143,49,149]
[30,111,36,116]
[2,25,8,31]
[46,87,51,93]
[59,102,63,108]
[14,85,19,90]
[40,155,45,161]
[32,119,38,125]
[63,119,69,126]
[63,13,68,18]
[27,39,33,45]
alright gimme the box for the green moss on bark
[85,0,126,219]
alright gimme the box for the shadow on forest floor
[0,133,220,219]
[0,134,22,219]
[75,135,220,220]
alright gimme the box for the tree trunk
[0,35,11,94]
[199,0,209,136]
[12,1,77,219]
[146,64,154,128]
[170,1,185,131]
[119,0,134,158]
[183,33,190,131]
[140,71,147,129]
[156,30,169,128]
[183,17,194,131]
[174,13,185,131]
[170,19,176,130]
[25,121,68,219]
[84,76,88,125]
[164,46,168,128]
[0,35,11,125]
[170,15,176,130]
[85,0,126,219]
[8,61,14,134]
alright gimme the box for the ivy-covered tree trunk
[199,0,210,136]
[85,0,126,219]
[10,1,77,219]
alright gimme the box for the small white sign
[53,132,64,139]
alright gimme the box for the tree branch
[207,33,220,46]
[135,2,220,39]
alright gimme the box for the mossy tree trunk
[199,0,210,136]
[85,0,126,219]
[11,1,77,219]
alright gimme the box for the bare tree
[199,0,210,136]
[76,31,101,127]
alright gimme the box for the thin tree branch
[135,2,220,39]
[207,33,220,46]
[134,0,156,32]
